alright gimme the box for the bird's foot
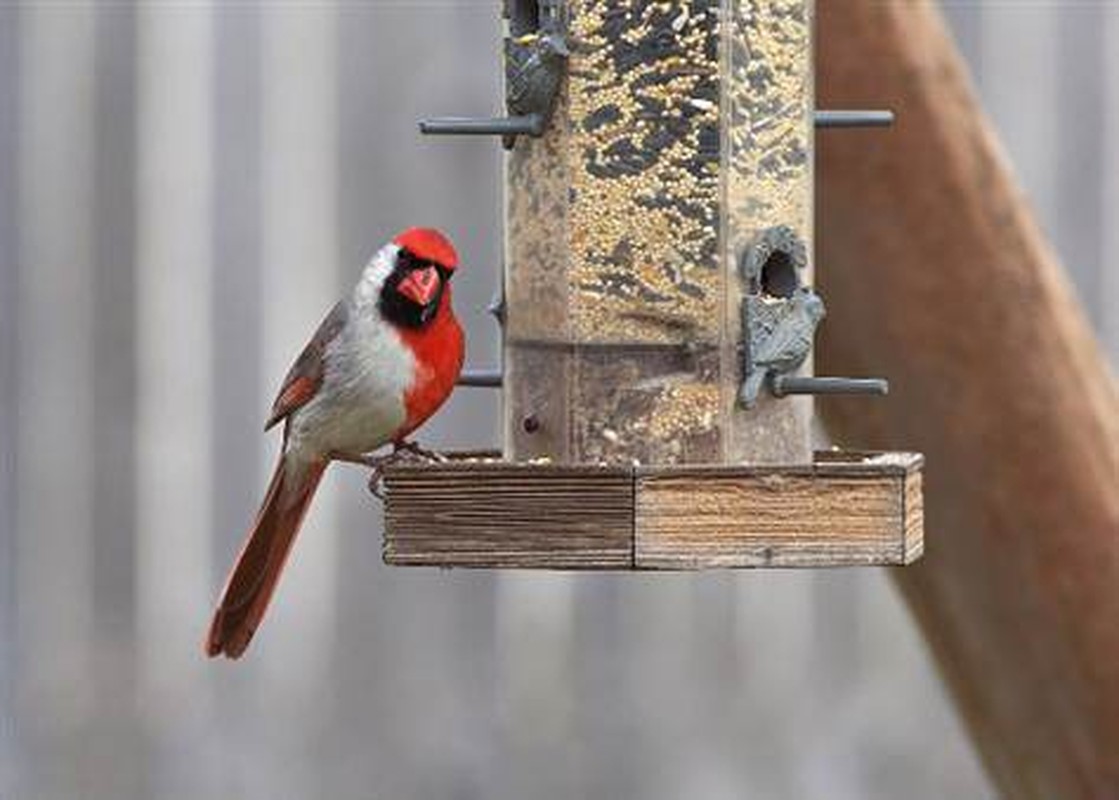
[367,461,388,500]
[393,440,449,464]
[369,442,447,498]
[332,442,447,500]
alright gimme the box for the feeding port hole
[760,249,799,298]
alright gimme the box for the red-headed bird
[206,227,464,659]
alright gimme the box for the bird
[740,287,825,407]
[205,227,465,659]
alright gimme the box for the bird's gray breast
[287,309,413,459]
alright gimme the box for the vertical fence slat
[211,3,261,609]
[90,4,147,797]
[134,2,216,791]
[245,7,341,796]
[257,2,340,675]
[257,0,340,679]
[1104,4,1119,364]
[15,11,96,799]
[735,573,814,796]
[92,0,138,649]
[0,4,19,797]
[210,7,262,792]
[1056,7,1106,333]
[497,573,577,799]
[979,3,1059,235]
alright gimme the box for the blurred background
[1,2,1115,798]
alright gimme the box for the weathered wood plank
[384,464,634,569]
[902,470,924,564]
[382,452,923,570]
[635,473,907,569]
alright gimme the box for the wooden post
[504,0,816,466]
[816,1,1119,795]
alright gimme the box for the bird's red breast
[394,284,464,440]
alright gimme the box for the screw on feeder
[522,414,540,434]
[815,110,895,128]
[488,294,507,325]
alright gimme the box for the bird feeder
[385,0,923,568]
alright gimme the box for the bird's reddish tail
[205,455,326,659]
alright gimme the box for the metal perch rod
[421,110,893,136]
[458,370,887,397]
[419,114,545,136]
[457,368,503,387]
[815,110,894,128]
[771,376,889,396]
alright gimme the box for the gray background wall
[1,2,1114,798]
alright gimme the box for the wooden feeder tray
[383,450,923,570]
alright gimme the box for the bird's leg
[367,442,446,497]
[329,451,381,469]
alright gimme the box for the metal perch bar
[423,111,890,137]
[458,369,887,396]
[419,114,545,137]
[457,368,503,387]
[422,110,891,137]
[771,375,889,396]
[815,110,895,128]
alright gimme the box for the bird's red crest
[393,227,458,271]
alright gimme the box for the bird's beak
[397,265,441,308]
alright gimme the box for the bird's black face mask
[379,251,450,330]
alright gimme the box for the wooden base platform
[382,451,923,569]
